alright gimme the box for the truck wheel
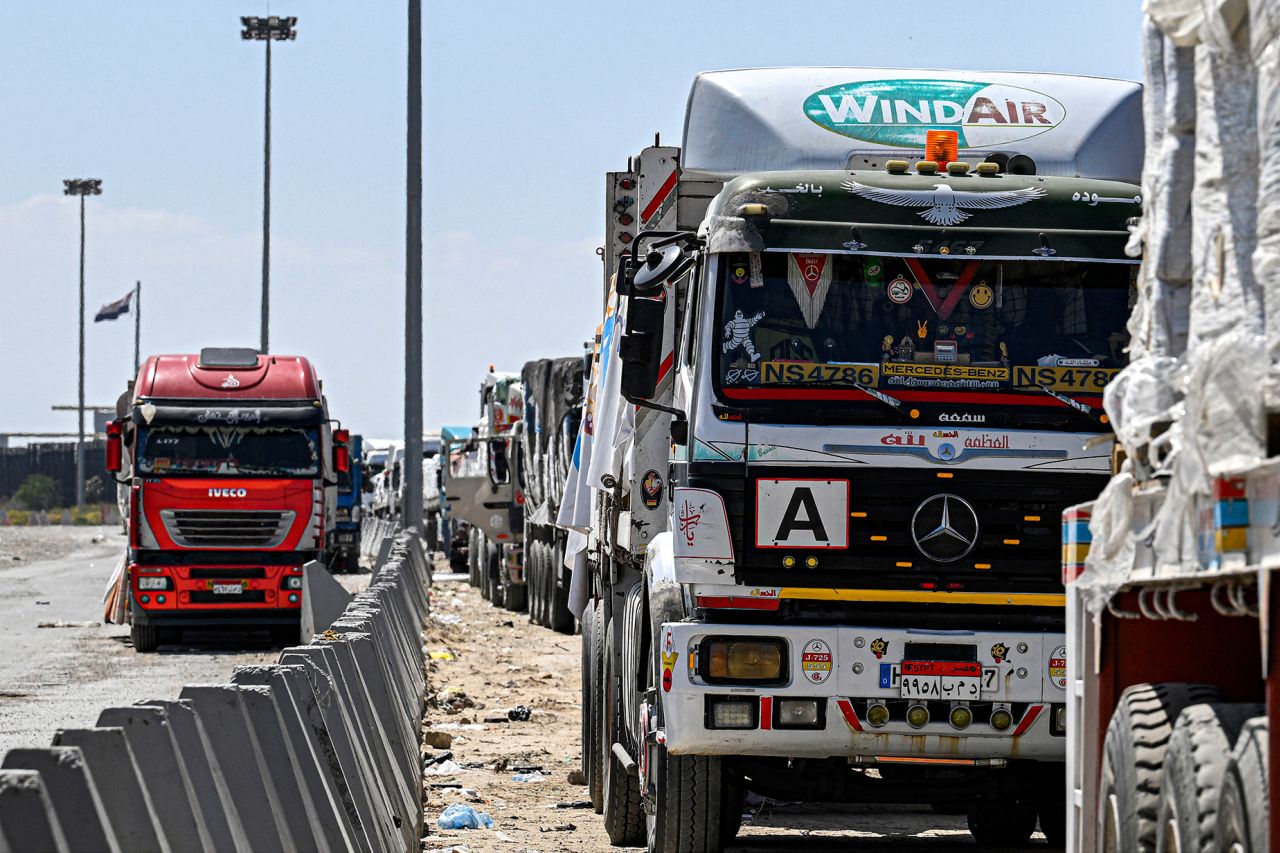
[487,542,504,608]
[602,618,644,845]
[1099,682,1222,853]
[531,541,547,627]
[646,750,724,853]
[967,796,1036,847]
[549,540,575,635]
[1034,761,1066,848]
[584,599,605,813]
[1156,703,1261,853]
[1215,716,1268,852]
[720,768,745,846]
[503,557,527,613]
[130,622,159,653]
[467,529,480,587]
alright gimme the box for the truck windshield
[716,252,1134,428]
[137,427,322,477]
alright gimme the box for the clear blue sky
[0,1,1145,441]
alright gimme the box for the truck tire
[531,540,548,627]
[1215,716,1268,852]
[503,555,527,613]
[967,795,1037,847]
[131,622,159,653]
[467,529,480,587]
[720,768,745,846]
[1156,702,1261,853]
[549,539,575,635]
[488,541,504,608]
[584,599,605,813]
[1099,682,1222,853]
[603,618,644,845]
[647,751,724,853]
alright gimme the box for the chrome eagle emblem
[841,179,1047,226]
[910,494,980,563]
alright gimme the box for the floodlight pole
[403,0,424,532]
[241,15,297,355]
[133,281,141,376]
[63,178,103,508]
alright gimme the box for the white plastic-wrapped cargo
[1064,3,1280,851]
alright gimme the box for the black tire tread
[1215,716,1268,853]
[1101,682,1222,852]
[588,600,605,813]
[652,753,723,852]
[130,622,159,653]
[603,618,644,845]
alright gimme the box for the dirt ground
[418,571,1055,853]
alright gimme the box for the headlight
[336,507,351,522]
[700,637,786,684]
[137,577,170,590]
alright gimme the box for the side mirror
[105,420,123,473]
[334,428,350,474]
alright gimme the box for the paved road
[0,526,283,756]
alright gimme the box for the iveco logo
[910,494,979,563]
[208,488,248,498]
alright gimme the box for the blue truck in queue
[329,432,364,573]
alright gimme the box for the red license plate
[901,660,981,677]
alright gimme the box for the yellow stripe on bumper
[777,588,1065,607]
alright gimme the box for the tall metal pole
[133,281,141,376]
[77,194,86,508]
[260,37,272,355]
[403,0,424,532]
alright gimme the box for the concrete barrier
[0,525,427,852]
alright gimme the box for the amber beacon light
[925,129,960,167]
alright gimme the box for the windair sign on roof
[803,79,1066,149]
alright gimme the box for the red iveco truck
[106,347,349,652]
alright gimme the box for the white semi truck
[561,67,1144,850]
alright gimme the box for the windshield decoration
[787,253,833,328]
[717,252,1133,427]
[840,179,1048,226]
[722,309,765,364]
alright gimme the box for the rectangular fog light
[137,577,169,590]
[708,698,757,730]
[1051,704,1067,736]
[776,699,820,728]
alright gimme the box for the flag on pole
[94,291,134,322]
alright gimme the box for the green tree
[13,475,61,511]
[84,475,106,503]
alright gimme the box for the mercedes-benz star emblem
[910,494,980,563]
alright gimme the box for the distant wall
[0,441,107,502]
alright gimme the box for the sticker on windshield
[722,310,765,364]
[887,276,913,304]
[787,253,832,328]
[761,362,879,386]
[969,282,994,309]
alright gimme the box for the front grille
[688,465,1104,594]
[161,510,295,549]
[188,567,266,579]
[189,590,267,604]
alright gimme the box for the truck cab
[106,347,349,652]
[573,68,1143,850]
[328,432,364,572]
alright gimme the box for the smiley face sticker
[969,282,994,310]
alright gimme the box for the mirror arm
[621,389,686,424]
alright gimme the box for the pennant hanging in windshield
[787,253,832,329]
[94,290,134,322]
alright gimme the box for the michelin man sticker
[723,310,765,363]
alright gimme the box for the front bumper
[660,621,1066,762]
[129,561,304,626]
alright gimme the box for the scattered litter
[437,803,493,830]
[566,769,586,786]
[482,716,508,724]
[507,704,532,722]
[430,688,475,714]
[512,764,544,773]
[37,621,99,629]
[424,844,472,853]
[423,750,454,767]
[431,723,485,731]
[90,535,105,544]
[429,649,455,660]
[501,620,514,627]
[511,772,545,783]
[424,760,463,777]
[34,601,50,606]
[554,800,592,809]
[433,613,463,626]
[423,731,453,749]
[428,783,462,789]
[539,824,576,833]
[493,831,517,842]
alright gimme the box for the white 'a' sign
[755,478,849,549]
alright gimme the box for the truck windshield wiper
[852,382,914,422]
[1037,384,1104,423]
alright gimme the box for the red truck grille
[160,509,294,549]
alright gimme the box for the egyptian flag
[94,291,133,323]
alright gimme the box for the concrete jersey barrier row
[0,529,430,853]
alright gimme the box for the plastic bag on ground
[437,803,494,830]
